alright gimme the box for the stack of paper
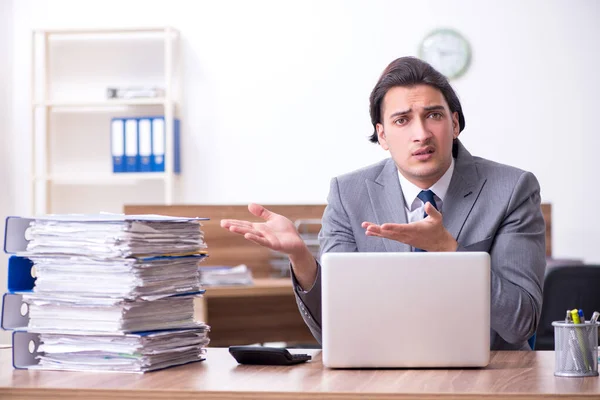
[199,264,253,286]
[23,293,200,332]
[24,215,207,258]
[17,214,211,373]
[27,255,202,300]
[36,328,209,372]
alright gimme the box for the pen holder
[552,321,599,377]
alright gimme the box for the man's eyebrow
[423,105,445,112]
[388,109,412,119]
[388,105,446,119]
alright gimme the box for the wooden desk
[2,348,600,399]
[197,279,317,347]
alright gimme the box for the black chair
[534,265,600,350]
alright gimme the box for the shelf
[33,99,174,110]
[31,27,181,213]
[34,173,170,185]
[35,27,179,37]
[202,279,294,299]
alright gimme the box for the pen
[578,309,585,323]
[568,335,585,372]
[571,308,591,372]
[566,310,573,323]
[590,311,600,324]
[563,309,580,370]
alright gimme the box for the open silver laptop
[320,252,491,368]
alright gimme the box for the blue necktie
[414,190,438,252]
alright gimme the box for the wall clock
[419,29,471,79]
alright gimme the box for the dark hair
[368,56,466,143]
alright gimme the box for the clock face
[419,29,471,79]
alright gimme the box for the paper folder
[151,117,181,173]
[124,118,139,173]
[138,118,152,172]
[111,118,125,173]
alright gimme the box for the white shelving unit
[34,99,173,107]
[31,27,181,215]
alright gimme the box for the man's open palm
[220,203,306,256]
[361,202,458,252]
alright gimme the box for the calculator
[228,346,312,365]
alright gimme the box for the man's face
[376,84,460,189]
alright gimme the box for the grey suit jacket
[292,140,546,351]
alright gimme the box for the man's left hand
[361,202,458,252]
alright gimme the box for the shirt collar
[397,158,455,211]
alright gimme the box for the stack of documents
[199,264,253,286]
[16,214,211,372]
[36,328,209,372]
[23,292,200,332]
[27,255,203,301]
[24,215,206,258]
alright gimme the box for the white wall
[5,0,600,268]
[0,0,13,344]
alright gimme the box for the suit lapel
[442,141,487,240]
[366,159,411,252]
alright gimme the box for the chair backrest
[535,265,600,350]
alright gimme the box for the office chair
[534,265,600,350]
[527,334,536,350]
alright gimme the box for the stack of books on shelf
[107,86,165,100]
[1,214,210,373]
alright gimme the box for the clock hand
[438,50,457,57]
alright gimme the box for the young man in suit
[221,57,546,351]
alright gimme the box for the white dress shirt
[397,158,455,224]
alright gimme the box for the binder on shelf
[151,116,181,174]
[173,119,181,174]
[138,118,152,172]
[110,118,125,173]
[124,118,139,173]
[112,116,180,174]
[151,117,165,172]
[174,118,181,174]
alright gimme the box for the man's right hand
[220,203,306,255]
[220,204,318,290]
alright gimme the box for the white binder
[151,118,165,172]
[110,119,125,173]
[138,118,152,172]
[124,118,139,172]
